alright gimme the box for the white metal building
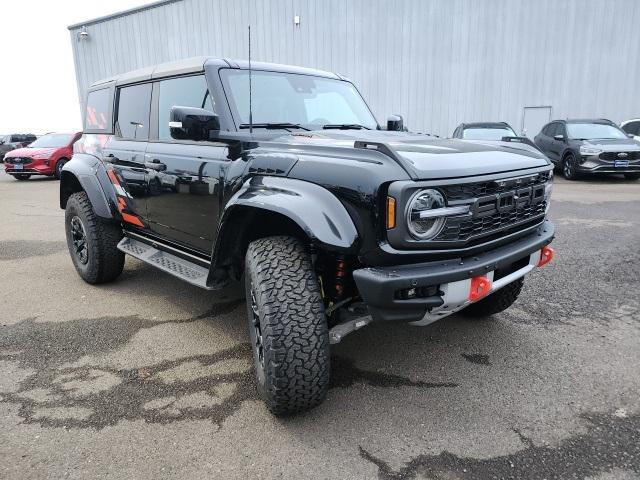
[69,0,640,138]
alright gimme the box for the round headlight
[407,189,446,239]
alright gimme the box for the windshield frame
[565,122,628,140]
[218,68,379,132]
[28,134,74,149]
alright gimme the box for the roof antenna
[248,25,253,135]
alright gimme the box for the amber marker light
[386,196,396,229]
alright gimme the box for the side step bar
[117,237,213,290]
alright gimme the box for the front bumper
[4,159,52,175]
[577,155,640,174]
[353,220,555,322]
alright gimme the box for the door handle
[145,160,167,171]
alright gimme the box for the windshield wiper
[238,122,310,131]
[322,123,371,130]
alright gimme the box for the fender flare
[59,154,115,219]
[212,176,359,271]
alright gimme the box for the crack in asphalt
[359,413,640,479]
[0,305,456,429]
[461,353,491,365]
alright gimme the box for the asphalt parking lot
[1,170,639,479]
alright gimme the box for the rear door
[144,74,228,254]
[103,83,153,228]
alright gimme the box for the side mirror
[628,133,635,138]
[553,134,565,141]
[387,115,404,131]
[170,106,220,141]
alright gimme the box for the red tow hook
[469,276,492,302]
[537,246,555,268]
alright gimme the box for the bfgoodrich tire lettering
[244,236,330,415]
[65,191,125,284]
[461,277,524,317]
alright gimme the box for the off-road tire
[54,158,68,180]
[244,236,330,415]
[65,191,125,284]
[14,174,31,181]
[624,173,640,180]
[461,278,524,318]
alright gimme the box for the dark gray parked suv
[0,134,37,161]
[534,119,640,180]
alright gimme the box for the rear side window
[157,75,213,141]
[116,83,152,140]
[85,88,112,132]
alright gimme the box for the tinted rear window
[85,88,111,132]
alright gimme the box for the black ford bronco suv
[61,58,555,415]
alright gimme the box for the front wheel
[244,236,330,415]
[65,191,125,284]
[624,173,640,180]
[461,278,524,318]
[562,154,579,180]
[54,158,68,179]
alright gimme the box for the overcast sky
[0,1,150,135]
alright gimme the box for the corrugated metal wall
[69,0,640,137]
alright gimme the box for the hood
[580,138,640,151]
[273,130,549,180]
[5,147,57,158]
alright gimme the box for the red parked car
[4,132,81,181]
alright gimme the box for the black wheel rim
[250,284,265,368]
[56,160,64,176]
[70,216,88,264]
[564,157,573,178]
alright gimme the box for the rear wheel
[65,191,125,284]
[54,158,68,179]
[624,173,640,180]
[562,153,579,180]
[244,236,330,415]
[14,174,31,181]
[461,278,524,318]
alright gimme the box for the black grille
[432,172,549,243]
[436,202,546,242]
[439,171,550,201]
[599,151,640,161]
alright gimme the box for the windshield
[462,127,516,140]
[566,123,628,140]
[29,134,73,148]
[220,69,378,130]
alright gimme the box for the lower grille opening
[493,255,530,281]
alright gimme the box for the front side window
[622,121,640,136]
[85,88,111,131]
[220,69,378,130]
[116,83,152,140]
[462,126,516,140]
[566,123,628,140]
[158,75,213,141]
[28,134,73,148]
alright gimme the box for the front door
[144,74,227,254]
[103,82,153,228]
